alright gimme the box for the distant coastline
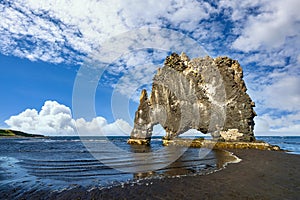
[0,129,44,138]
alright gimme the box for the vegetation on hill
[0,129,44,137]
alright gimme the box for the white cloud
[254,115,300,136]
[254,111,300,136]
[5,101,75,135]
[254,117,270,133]
[5,100,132,136]
[246,67,300,133]
[230,0,300,52]
[262,76,300,111]
[247,71,300,112]
[219,0,264,21]
[109,50,168,102]
[270,125,300,135]
[0,0,215,64]
[75,117,132,136]
[261,112,300,129]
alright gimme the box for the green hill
[0,129,44,138]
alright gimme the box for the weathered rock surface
[162,139,282,151]
[128,53,256,144]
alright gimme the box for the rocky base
[162,138,282,151]
[127,138,151,145]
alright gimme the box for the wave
[0,137,241,199]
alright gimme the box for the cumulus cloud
[5,101,75,135]
[75,117,132,136]
[5,101,132,136]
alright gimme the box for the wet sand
[49,149,300,200]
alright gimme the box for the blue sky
[0,0,299,136]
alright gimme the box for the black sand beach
[33,149,300,200]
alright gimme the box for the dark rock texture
[128,53,256,143]
[162,138,281,151]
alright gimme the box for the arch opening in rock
[178,129,211,139]
[152,124,166,137]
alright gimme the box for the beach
[43,149,299,200]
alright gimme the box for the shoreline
[47,149,299,200]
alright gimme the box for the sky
[0,0,299,136]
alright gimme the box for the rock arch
[128,53,256,145]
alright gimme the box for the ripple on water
[0,137,240,199]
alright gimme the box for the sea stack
[128,53,256,144]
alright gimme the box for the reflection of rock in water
[129,144,153,153]
[132,148,239,180]
[129,53,256,144]
[213,149,240,169]
[134,171,157,179]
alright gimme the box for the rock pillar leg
[127,89,153,145]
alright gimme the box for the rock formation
[128,53,256,144]
[162,138,281,151]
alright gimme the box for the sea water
[0,136,232,198]
[0,136,299,198]
[256,136,300,155]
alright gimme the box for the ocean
[256,136,300,155]
[0,136,299,198]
